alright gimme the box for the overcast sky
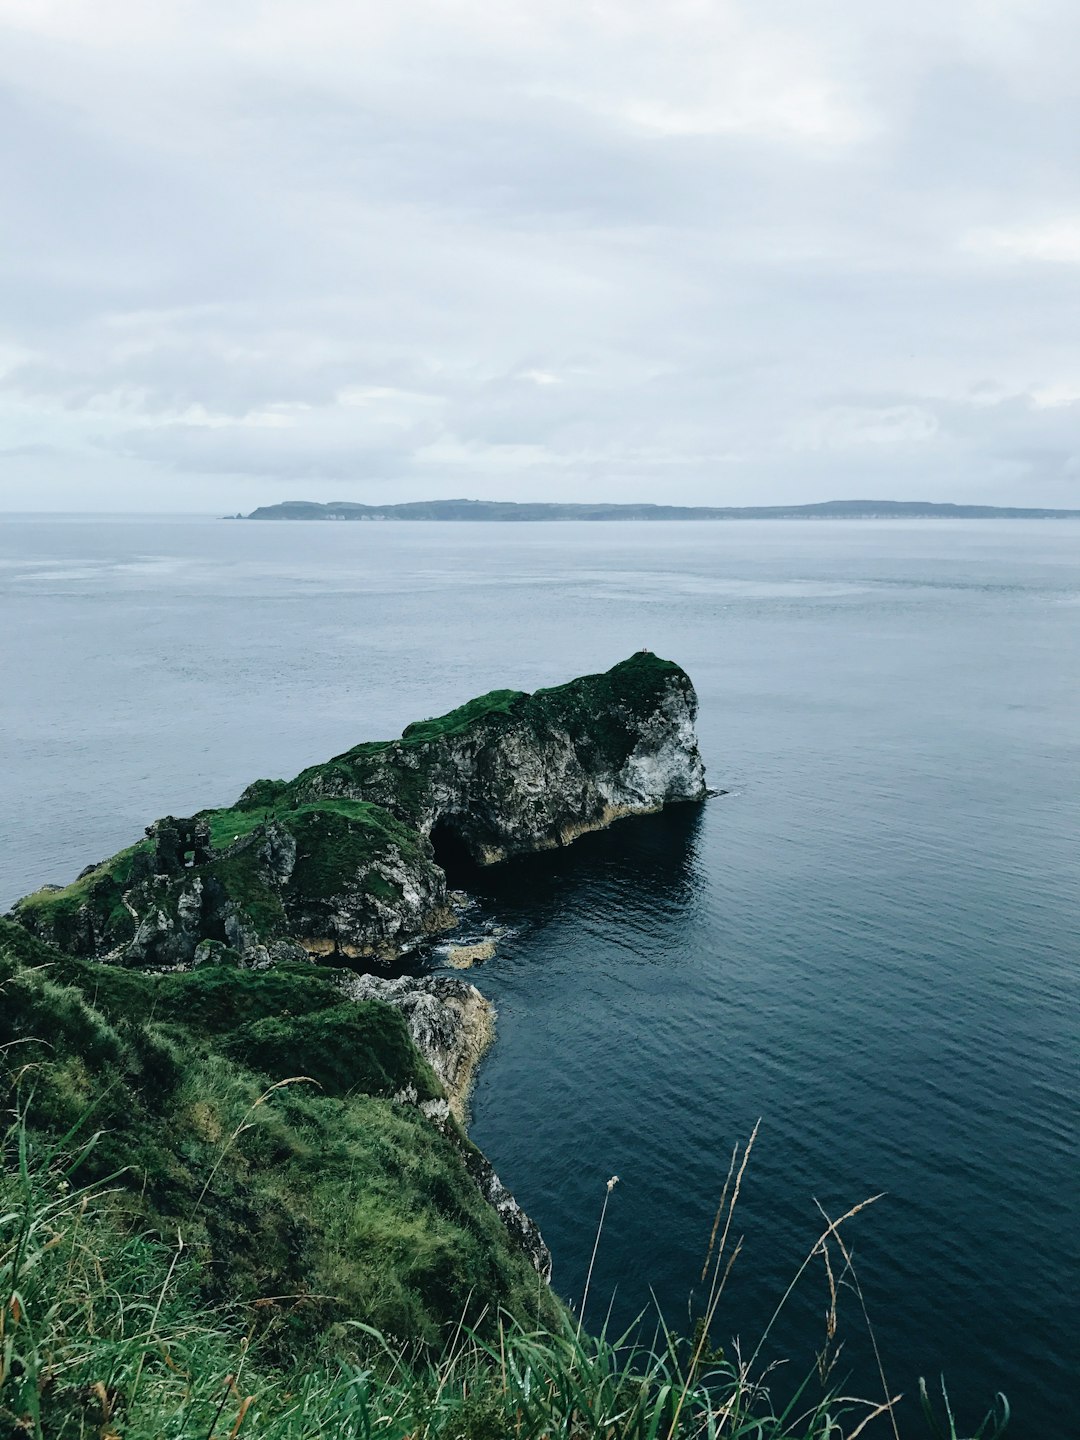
[2,0,1079,512]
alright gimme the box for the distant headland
[239,498,1080,521]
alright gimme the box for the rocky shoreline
[338,970,495,1123]
[337,968,553,1279]
[7,653,707,1296]
[13,653,706,970]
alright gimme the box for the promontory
[2,652,707,1345]
[12,651,706,969]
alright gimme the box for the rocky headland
[13,651,705,968]
[4,652,705,1334]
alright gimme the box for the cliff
[0,918,555,1345]
[3,652,705,1346]
[12,652,705,967]
[285,650,705,860]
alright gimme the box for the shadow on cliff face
[457,800,706,929]
[429,816,486,887]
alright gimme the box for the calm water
[2,517,1077,1435]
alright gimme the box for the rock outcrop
[338,971,494,1122]
[460,1146,553,1283]
[11,652,706,966]
[284,651,706,865]
[11,803,451,969]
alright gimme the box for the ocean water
[1,516,1077,1434]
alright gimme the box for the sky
[1,0,1080,513]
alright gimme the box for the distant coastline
[239,498,1080,521]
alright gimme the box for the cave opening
[429,816,480,884]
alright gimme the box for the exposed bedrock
[338,971,494,1122]
[11,653,706,967]
[285,650,708,866]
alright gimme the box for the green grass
[0,921,555,1349]
[203,803,275,849]
[281,801,422,903]
[0,923,1010,1440]
[233,775,291,811]
[14,842,152,915]
[11,842,152,955]
[201,796,411,857]
[0,1096,1010,1440]
[283,714,514,825]
[399,689,526,744]
[223,1003,444,1101]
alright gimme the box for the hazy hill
[243,498,1080,521]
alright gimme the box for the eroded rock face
[12,653,707,968]
[289,652,708,865]
[13,807,450,969]
[338,971,494,1121]
[461,1147,553,1284]
[288,840,453,964]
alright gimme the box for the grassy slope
[13,842,152,952]
[0,920,556,1354]
[15,842,152,916]
[0,1121,894,1440]
[0,1062,1009,1440]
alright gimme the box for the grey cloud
[110,415,432,481]
[1,1,1080,509]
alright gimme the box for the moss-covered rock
[287,650,707,865]
[9,652,705,968]
[13,841,153,955]
[12,798,450,968]
[223,1002,445,1101]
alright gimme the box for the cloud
[967,218,1080,265]
[0,0,1079,509]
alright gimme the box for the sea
[2,516,1077,1435]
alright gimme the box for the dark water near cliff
[2,517,1077,1435]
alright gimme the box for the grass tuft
[0,1084,1009,1440]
